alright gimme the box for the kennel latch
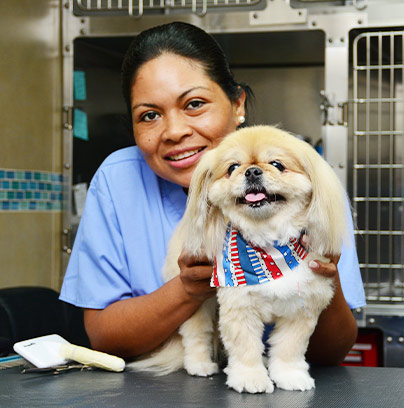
[320,91,348,127]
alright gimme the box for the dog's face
[206,129,312,229]
[184,126,349,257]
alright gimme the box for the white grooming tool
[13,334,125,372]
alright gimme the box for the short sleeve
[60,170,132,309]
[338,207,366,309]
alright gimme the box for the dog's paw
[272,369,315,391]
[185,360,219,377]
[225,365,274,394]
[269,361,315,391]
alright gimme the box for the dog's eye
[270,160,285,172]
[227,163,240,176]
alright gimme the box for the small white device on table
[13,334,125,372]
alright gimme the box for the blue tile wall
[0,168,63,211]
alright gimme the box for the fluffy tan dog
[129,125,350,393]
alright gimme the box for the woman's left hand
[308,254,340,279]
[301,233,340,279]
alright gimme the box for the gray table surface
[0,365,403,407]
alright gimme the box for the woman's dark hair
[121,21,252,123]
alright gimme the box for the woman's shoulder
[96,146,152,180]
[100,145,144,168]
[89,146,186,213]
[89,146,153,193]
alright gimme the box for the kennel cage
[350,29,404,366]
[62,0,404,366]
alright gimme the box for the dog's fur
[129,125,350,393]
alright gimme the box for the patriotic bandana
[211,225,309,288]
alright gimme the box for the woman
[60,22,365,365]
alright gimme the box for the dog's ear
[179,149,226,260]
[302,145,351,256]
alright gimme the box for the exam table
[0,365,403,408]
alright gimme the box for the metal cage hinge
[63,106,73,131]
[62,228,72,255]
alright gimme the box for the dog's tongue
[245,193,266,203]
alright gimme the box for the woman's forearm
[83,276,205,359]
[306,274,358,365]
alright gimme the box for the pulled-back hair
[121,21,252,122]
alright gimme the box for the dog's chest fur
[216,259,334,324]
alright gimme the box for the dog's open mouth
[237,189,286,208]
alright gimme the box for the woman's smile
[165,146,206,168]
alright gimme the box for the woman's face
[130,53,246,187]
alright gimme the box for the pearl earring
[238,116,245,124]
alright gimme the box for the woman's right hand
[177,250,217,303]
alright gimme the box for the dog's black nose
[245,167,263,181]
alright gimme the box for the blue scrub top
[60,146,366,310]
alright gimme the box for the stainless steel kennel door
[352,30,404,305]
